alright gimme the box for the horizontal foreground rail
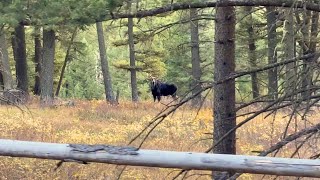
[0,139,320,177]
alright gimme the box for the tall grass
[0,100,318,179]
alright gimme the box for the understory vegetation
[0,99,318,179]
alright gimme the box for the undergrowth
[0,100,318,179]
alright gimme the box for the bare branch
[229,125,320,179]
[110,1,320,19]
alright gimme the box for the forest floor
[0,99,318,179]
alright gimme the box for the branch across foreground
[110,0,320,19]
[229,123,320,179]
[0,139,320,178]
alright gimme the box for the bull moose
[150,77,177,102]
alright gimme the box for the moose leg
[157,96,161,102]
[171,93,178,100]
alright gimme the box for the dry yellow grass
[0,100,318,179]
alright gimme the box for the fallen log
[0,139,319,178]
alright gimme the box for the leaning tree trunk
[12,23,28,92]
[0,31,13,90]
[128,0,139,102]
[213,6,236,179]
[266,6,278,100]
[33,27,42,95]
[283,8,296,98]
[55,27,77,97]
[96,22,116,103]
[40,29,55,106]
[244,6,259,99]
[190,8,202,107]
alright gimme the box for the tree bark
[40,29,55,106]
[0,31,13,90]
[300,9,311,99]
[12,23,28,92]
[244,6,259,99]
[301,9,318,99]
[128,1,139,102]
[55,27,77,97]
[0,71,3,90]
[309,11,319,53]
[190,8,202,107]
[266,7,278,100]
[96,22,116,103]
[213,6,236,179]
[283,8,296,97]
[33,27,42,95]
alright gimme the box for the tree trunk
[33,27,42,95]
[55,27,77,97]
[0,31,14,90]
[0,72,3,90]
[309,11,319,53]
[96,22,116,103]
[213,6,236,179]
[40,29,55,106]
[12,23,28,92]
[283,9,296,97]
[306,10,319,96]
[128,1,139,102]
[301,10,318,99]
[300,9,311,99]
[190,8,202,107]
[244,6,259,99]
[266,7,278,100]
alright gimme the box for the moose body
[150,78,177,102]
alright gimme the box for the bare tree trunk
[128,1,139,102]
[190,8,202,107]
[0,72,3,90]
[300,9,311,99]
[283,9,296,97]
[33,27,42,95]
[309,11,319,53]
[301,9,319,99]
[267,6,278,100]
[309,10,319,82]
[96,22,116,103]
[55,27,77,97]
[12,23,28,92]
[213,6,236,179]
[0,31,13,90]
[40,29,55,106]
[244,6,259,99]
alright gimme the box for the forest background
[1,0,320,179]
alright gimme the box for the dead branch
[110,1,320,19]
